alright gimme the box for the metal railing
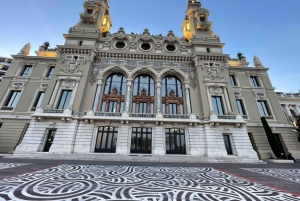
[163,114,190,119]
[1,106,13,111]
[94,112,122,117]
[129,113,156,118]
[217,115,236,120]
[43,109,64,114]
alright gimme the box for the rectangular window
[236,99,246,116]
[0,123,2,128]
[230,75,237,86]
[250,76,259,87]
[257,100,271,117]
[4,91,21,108]
[20,66,32,77]
[212,96,224,115]
[32,92,45,111]
[57,90,72,109]
[139,102,147,113]
[46,67,55,78]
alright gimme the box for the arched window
[101,74,127,113]
[162,76,184,115]
[132,75,155,114]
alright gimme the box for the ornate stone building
[0,56,13,82]
[0,0,299,161]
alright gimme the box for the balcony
[0,62,10,67]
[1,106,13,111]
[130,113,156,118]
[218,115,237,120]
[31,108,75,122]
[82,111,200,124]
[163,114,189,119]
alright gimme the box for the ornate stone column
[68,80,79,109]
[224,88,232,114]
[295,105,300,116]
[156,83,161,113]
[125,80,132,113]
[92,80,102,111]
[48,80,61,108]
[283,104,292,116]
[185,84,192,115]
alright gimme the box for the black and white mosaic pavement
[0,165,299,201]
[0,163,29,170]
[243,168,300,183]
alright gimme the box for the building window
[229,75,237,86]
[212,96,224,115]
[57,90,72,109]
[250,76,259,87]
[162,76,184,115]
[257,100,271,117]
[2,91,21,110]
[46,67,55,78]
[95,127,118,153]
[165,128,186,155]
[0,123,2,128]
[132,75,155,114]
[20,66,32,77]
[131,127,152,154]
[223,135,233,155]
[101,74,126,113]
[236,99,246,116]
[32,92,45,111]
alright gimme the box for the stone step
[5,153,266,164]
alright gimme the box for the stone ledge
[5,153,266,164]
[264,159,294,163]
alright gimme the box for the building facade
[0,0,299,161]
[0,56,13,82]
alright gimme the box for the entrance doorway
[274,134,286,159]
[95,127,118,153]
[43,129,56,152]
[223,135,233,155]
[165,128,186,154]
[131,128,152,154]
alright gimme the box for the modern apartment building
[0,0,299,162]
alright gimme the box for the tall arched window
[132,75,155,113]
[101,74,127,113]
[162,76,184,115]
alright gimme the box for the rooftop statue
[253,55,264,67]
[18,43,31,56]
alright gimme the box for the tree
[237,52,246,60]
[261,117,282,158]
[42,42,50,50]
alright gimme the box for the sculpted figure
[253,55,263,67]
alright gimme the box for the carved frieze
[208,85,224,95]
[203,67,225,81]
[60,58,83,74]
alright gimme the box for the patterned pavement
[243,168,300,183]
[0,165,299,201]
[0,163,29,170]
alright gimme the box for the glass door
[165,128,186,154]
[131,128,152,154]
[95,127,118,153]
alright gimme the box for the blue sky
[1,0,300,93]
